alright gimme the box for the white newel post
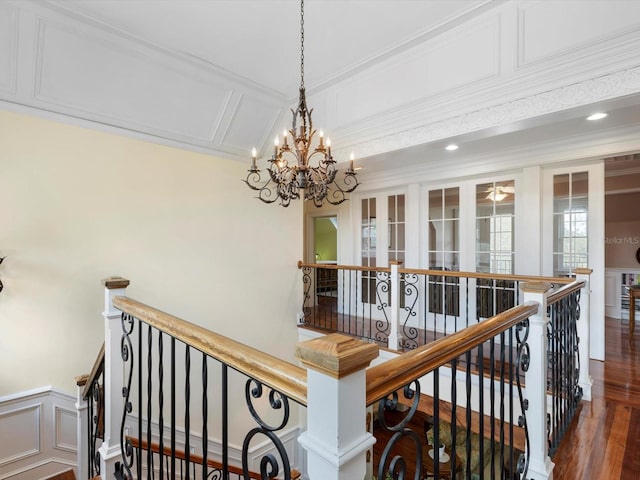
[573,268,593,402]
[387,260,403,351]
[99,277,130,478]
[296,333,379,480]
[521,282,554,480]
[75,378,89,480]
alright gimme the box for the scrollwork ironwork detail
[375,271,391,342]
[377,381,423,480]
[119,312,135,480]
[242,379,292,480]
[301,266,312,319]
[401,273,420,349]
[515,318,531,477]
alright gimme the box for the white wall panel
[332,16,501,128]
[53,406,77,453]
[0,3,18,96]
[518,1,640,67]
[0,388,79,480]
[34,20,231,141]
[0,405,41,466]
[220,93,281,153]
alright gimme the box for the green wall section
[315,217,337,261]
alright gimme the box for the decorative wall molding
[0,388,76,480]
[0,404,41,467]
[1,0,639,165]
[516,2,640,69]
[0,3,18,97]
[340,65,640,163]
[53,406,77,454]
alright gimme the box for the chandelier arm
[243,171,283,205]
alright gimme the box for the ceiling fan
[484,185,514,201]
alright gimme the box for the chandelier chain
[300,0,304,89]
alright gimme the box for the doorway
[603,154,640,332]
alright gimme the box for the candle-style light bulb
[326,138,332,158]
[274,135,279,158]
[251,147,257,169]
[319,129,324,147]
[349,151,355,172]
[282,129,288,147]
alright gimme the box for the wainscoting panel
[0,388,77,480]
[0,404,41,467]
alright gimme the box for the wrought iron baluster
[516,318,531,477]
[158,332,164,480]
[509,326,515,478]
[433,367,440,479]
[450,358,458,476]
[147,325,153,480]
[489,337,496,479]
[185,346,191,480]
[202,353,208,480]
[499,331,506,478]
[171,337,176,480]
[376,382,423,480]
[242,380,293,480]
[137,319,143,480]
[401,272,419,350]
[465,350,472,477]
[118,312,135,480]
[222,364,229,479]
[375,271,391,345]
[478,342,485,480]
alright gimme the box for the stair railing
[297,261,575,350]
[99,280,307,480]
[83,268,591,480]
[76,343,105,479]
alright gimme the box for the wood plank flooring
[552,317,640,480]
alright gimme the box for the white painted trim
[0,403,42,466]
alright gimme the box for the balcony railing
[76,267,592,480]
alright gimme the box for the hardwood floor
[553,317,640,480]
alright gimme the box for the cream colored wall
[0,110,302,397]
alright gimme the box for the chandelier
[243,0,359,207]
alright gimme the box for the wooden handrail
[297,261,391,273]
[113,297,308,406]
[399,267,573,285]
[81,342,105,400]
[365,301,540,406]
[297,260,573,285]
[547,279,585,305]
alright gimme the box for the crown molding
[335,65,640,162]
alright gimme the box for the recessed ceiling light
[445,144,459,151]
[587,112,607,121]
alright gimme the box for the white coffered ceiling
[1,0,640,173]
